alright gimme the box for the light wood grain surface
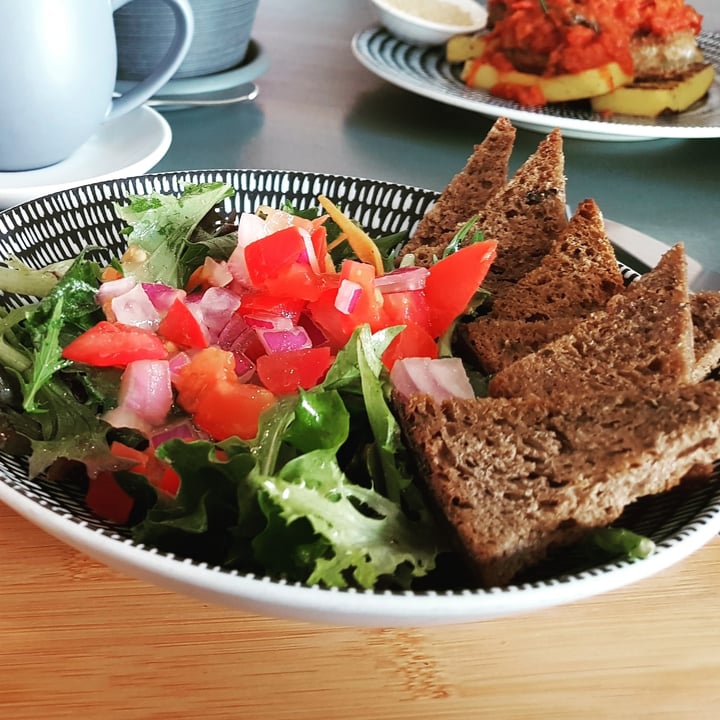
[2,500,719,720]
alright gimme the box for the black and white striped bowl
[1,170,719,626]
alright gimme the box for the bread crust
[488,244,695,399]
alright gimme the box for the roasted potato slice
[590,63,715,116]
[461,61,633,103]
[446,33,486,64]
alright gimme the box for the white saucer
[0,106,171,209]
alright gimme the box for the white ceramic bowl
[369,0,488,47]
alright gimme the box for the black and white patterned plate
[352,26,720,141]
[1,170,719,627]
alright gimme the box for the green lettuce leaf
[115,182,235,287]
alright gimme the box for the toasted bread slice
[395,383,720,587]
[459,316,580,375]
[477,127,568,297]
[590,63,715,117]
[399,117,516,267]
[488,244,695,398]
[460,198,624,373]
[488,198,624,320]
[691,290,720,382]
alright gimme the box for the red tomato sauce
[480,0,703,77]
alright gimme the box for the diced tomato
[238,293,305,323]
[173,347,238,413]
[173,347,276,440]
[306,288,356,350]
[85,470,135,524]
[262,261,326,302]
[307,260,385,348]
[256,347,334,395]
[157,298,209,349]
[62,321,168,367]
[382,290,431,333]
[193,380,276,440]
[244,226,308,285]
[381,323,438,370]
[109,441,181,497]
[339,260,383,327]
[109,440,148,471]
[423,240,497,338]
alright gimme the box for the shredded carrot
[317,195,385,276]
[326,232,348,252]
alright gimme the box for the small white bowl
[369,0,488,47]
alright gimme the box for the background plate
[1,170,719,627]
[352,26,720,142]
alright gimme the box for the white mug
[0,0,194,172]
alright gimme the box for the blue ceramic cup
[0,0,194,172]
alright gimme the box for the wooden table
[2,499,720,719]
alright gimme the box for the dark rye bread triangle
[395,383,720,587]
[459,198,625,374]
[488,243,695,399]
[459,316,580,376]
[399,117,516,267]
[478,127,568,297]
[690,291,720,382]
[488,198,624,320]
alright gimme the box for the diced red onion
[218,313,265,360]
[218,312,251,348]
[142,282,187,312]
[299,226,320,274]
[237,211,268,246]
[110,283,162,330]
[197,257,233,288]
[390,357,474,401]
[232,351,255,382]
[117,359,174,426]
[168,351,191,379]
[195,286,242,342]
[244,313,294,331]
[374,266,430,294]
[96,276,137,305]
[149,420,202,448]
[227,216,262,286]
[334,279,363,315]
[297,312,328,347]
[256,326,312,354]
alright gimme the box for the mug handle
[108,0,194,119]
